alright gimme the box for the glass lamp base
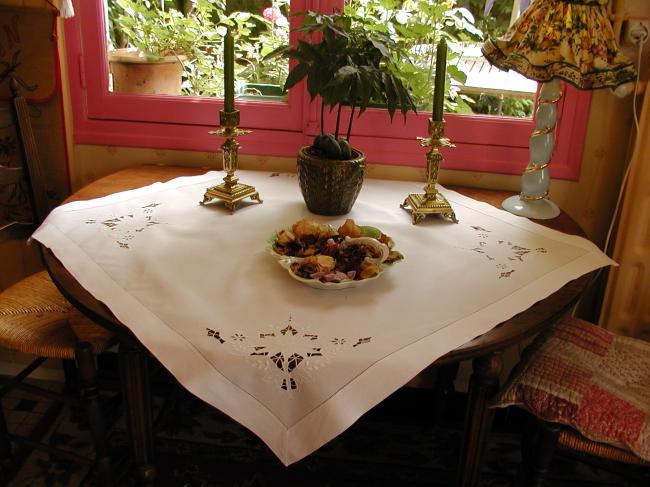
[502,195,560,220]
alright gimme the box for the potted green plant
[108,0,216,95]
[267,11,417,215]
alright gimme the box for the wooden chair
[0,140,32,243]
[522,418,649,486]
[0,76,114,485]
[491,315,650,486]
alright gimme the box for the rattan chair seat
[0,271,113,359]
[558,428,650,466]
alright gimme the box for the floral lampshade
[482,0,637,89]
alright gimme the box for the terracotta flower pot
[108,48,186,95]
[296,146,366,215]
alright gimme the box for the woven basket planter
[297,146,366,215]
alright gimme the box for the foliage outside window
[107,0,290,97]
[344,0,533,117]
[344,0,482,114]
[67,0,589,179]
[105,0,533,118]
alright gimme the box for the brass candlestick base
[200,110,262,213]
[401,119,458,224]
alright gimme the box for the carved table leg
[119,339,157,486]
[433,362,460,424]
[522,420,560,487]
[457,352,503,487]
[0,405,12,484]
[62,358,79,393]
[76,342,114,486]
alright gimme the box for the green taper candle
[432,38,447,121]
[224,29,235,112]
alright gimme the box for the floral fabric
[482,0,636,89]
[492,316,650,461]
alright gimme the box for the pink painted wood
[64,0,590,180]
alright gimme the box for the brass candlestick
[200,110,262,213]
[401,119,458,224]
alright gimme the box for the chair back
[10,74,51,223]
[0,160,28,237]
[0,74,51,239]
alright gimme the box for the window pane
[105,0,289,100]
[68,0,589,178]
[345,0,534,118]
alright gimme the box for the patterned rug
[5,378,650,487]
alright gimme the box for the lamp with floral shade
[482,0,637,219]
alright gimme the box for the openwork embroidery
[460,225,548,279]
[206,318,372,392]
[85,203,162,249]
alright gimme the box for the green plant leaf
[382,72,398,119]
[263,44,291,61]
[335,65,359,80]
[356,70,373,115]
[297,40,323,63]
[447,64,467,84]
[307,64,329,100]
[369,39,391,60]
[284,62,309,90]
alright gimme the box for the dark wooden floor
[2,355,648,487]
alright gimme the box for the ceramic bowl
[270,227,400,290]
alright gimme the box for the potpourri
[272,218,404,284]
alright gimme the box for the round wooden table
[43,165,590,487]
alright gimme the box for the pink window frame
[65,0,590,179]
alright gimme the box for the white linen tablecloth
[32,170,613,465]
